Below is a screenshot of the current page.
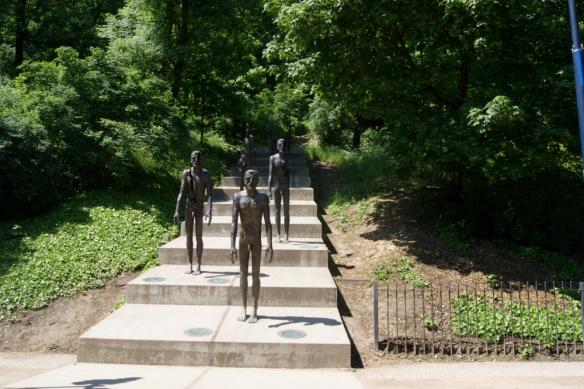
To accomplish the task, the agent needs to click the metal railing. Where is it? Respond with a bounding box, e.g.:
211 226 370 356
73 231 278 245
340 279 584 359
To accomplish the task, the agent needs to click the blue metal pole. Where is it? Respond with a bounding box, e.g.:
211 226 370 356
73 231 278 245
568 0 584 174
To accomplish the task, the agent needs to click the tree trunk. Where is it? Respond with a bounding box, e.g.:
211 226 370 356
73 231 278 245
172 0 189 98
15 0 26 67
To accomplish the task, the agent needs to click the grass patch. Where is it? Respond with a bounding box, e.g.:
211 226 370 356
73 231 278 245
305 143 352 165
0 188 177 320
374 256 428 288
451 295 582 347
327 195 380 232
307 142 393 231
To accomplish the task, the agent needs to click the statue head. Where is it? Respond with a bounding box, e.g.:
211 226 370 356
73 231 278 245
277 138 285 153
191 150 202 168
243 169 259 191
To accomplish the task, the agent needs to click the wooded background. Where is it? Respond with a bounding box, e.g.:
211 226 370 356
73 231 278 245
1 0 583 254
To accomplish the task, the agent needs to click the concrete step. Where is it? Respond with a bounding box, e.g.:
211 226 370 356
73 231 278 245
126 265 337 307
159 236 328 267
213 187 314 201
180 216 322 238
229 166 309 176
78 304 351 368
221 176 311 188
212 200 316 217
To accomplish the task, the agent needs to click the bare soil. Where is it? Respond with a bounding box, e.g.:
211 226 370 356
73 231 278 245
311 161 579 367
0 271 137 354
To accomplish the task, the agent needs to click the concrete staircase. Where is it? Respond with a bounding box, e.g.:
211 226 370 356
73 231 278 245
77 145 351 368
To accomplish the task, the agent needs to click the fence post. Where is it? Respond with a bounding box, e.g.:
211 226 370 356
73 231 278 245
580 282 584 348
373 281 379 349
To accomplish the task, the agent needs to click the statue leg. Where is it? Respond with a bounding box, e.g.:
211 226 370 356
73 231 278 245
184 209 194 274
237 241 250 321
193 212 203 275
247 240 262 324
239 172 244 191
274 188 282 242
283 187 290 242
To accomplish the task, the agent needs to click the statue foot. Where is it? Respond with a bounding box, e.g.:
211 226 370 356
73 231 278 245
184 267 193 274
276 233 281 242
237 313 247 322
192 265 201 275
283 234 289 243
247 315 258 324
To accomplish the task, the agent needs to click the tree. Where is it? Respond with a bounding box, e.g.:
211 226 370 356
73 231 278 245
266 0 584 251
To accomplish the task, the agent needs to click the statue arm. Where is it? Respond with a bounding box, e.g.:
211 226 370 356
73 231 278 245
174 172 187 223
231 194 239 249
206 175 213 210
263 196 272 246
263 195 273 262
268 155 274 192
205 175 213 224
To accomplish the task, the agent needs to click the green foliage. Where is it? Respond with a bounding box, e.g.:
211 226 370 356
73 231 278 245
113 296 126 311
435 221 470 252
327 195 380 233
266 0 584 255
0 78 62 215
519 344 535 360
451 296 583 347
305 143 351 165
485 274 500 290
422 314 438 331
249 83 311 140
516 246 584 280
304 94 354 146
374 256 428 288
0 189 176 320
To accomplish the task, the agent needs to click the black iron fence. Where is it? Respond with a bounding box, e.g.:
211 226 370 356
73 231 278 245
340 279 584 359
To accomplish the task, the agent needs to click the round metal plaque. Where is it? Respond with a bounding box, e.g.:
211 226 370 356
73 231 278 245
142 277 166 283
277 329 307 339
184 327 213 337
207 277 230 285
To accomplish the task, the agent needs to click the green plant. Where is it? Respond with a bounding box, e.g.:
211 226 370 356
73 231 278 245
374 256 428 288
422 314 438 331
435 221 470 251
519 344 535 360
485 274 500 289
0 189 175 319
517 247 584 280
374 263 392 282
112 296 125 311
451 296 583 347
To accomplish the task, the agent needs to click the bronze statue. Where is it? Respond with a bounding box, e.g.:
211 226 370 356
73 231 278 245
244 123 255 162
236 150 248 191
268 139 290 242
173 151 213 275
230 169 273 323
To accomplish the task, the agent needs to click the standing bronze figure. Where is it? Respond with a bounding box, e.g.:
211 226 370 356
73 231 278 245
268 138 289 242
244 123 255 162
230 169 273 323
173 151 213 275
236 150 248 191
